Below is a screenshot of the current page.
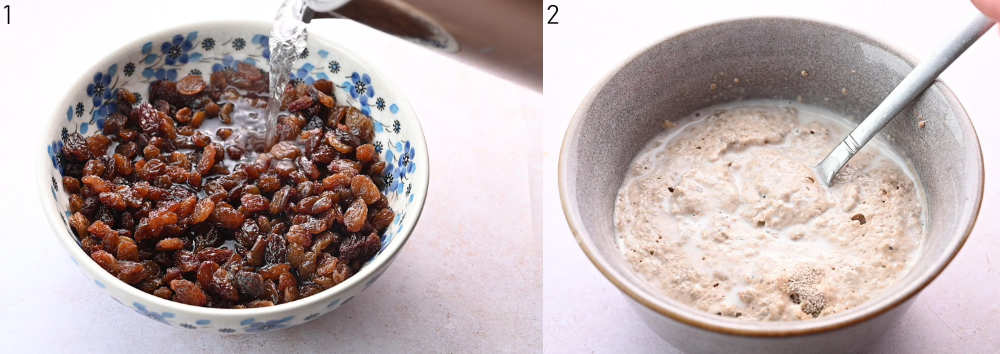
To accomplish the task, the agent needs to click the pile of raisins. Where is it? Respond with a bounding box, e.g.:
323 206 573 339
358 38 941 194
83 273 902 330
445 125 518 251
59 63 395 308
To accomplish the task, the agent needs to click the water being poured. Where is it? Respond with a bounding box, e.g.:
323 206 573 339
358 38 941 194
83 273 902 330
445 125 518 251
266 0 310 148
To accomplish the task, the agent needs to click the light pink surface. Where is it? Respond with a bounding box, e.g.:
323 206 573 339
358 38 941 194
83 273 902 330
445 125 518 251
543 1 1000 353
0 0 540 352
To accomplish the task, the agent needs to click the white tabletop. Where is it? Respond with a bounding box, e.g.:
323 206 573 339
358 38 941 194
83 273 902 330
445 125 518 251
0 1 540 352
543 1 1000 353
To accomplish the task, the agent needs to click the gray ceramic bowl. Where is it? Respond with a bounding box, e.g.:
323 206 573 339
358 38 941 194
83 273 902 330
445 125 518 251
558 18 983 353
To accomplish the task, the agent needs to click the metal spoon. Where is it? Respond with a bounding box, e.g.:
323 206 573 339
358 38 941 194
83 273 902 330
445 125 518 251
814 13 995 186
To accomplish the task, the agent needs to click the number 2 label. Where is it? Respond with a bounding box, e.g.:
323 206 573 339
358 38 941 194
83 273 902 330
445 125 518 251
547 5 559 24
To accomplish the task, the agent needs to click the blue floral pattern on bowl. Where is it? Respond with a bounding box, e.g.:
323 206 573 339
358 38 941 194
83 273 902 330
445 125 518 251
132 302 175 325
43 23 426 333
241 316 295 332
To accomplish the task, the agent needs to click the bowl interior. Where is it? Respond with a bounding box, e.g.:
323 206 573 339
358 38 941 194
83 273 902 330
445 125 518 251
560 18 982 334
41 21 428 330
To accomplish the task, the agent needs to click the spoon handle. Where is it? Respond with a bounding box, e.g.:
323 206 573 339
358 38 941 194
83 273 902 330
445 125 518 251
815 13 995 185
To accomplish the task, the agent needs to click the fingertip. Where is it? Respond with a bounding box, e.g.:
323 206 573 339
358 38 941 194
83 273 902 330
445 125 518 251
972 0 1000 20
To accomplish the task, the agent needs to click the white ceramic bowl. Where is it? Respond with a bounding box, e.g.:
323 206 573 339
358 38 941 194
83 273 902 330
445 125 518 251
39 21 428 333
559 18 982 353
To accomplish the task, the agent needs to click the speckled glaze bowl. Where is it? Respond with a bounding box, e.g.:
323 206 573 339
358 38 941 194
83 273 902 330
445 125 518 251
39 21 428 333
559 18 983 353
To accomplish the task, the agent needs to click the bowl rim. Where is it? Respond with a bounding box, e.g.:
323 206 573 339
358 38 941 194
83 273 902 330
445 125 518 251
37 19 430 319
557 16 984 337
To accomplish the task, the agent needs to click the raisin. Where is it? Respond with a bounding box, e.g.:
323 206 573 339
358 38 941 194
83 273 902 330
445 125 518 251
339 232 381 263
297 251 318 279
212 204 244 229
81 175 112 194
175 250 199 272
160 113 177 139
156 237 185 251
311 232 340 253
220 103 234 124
311 144 337 164
279 272 298 303
197 144 218 176
270 141 300 160
344 107 374 142
62 132 91 161
117 237 139 261
288 96 315 112
299 283 323 297
297 156 320 180
326 131 354 154
235 271 266 299
216 128 233 140
189 110 206 128
196 247 234 264
117 261 148 284
295 181 315 199
328 159 361 176
264 234 287 265
62 177 82 194
259 263 292 281
315 253 340 277
316 90 335 108
320 173 351 192
90 250 118 273
226 145 244 160
69 194 85 212
286 225 312 247
175 107 193 124
372 208 395 231
103 112 128 135
177 75 207 96
204 102 220 117
69 212 90 237
80 196 100 217
113 154 134 176
116 142 140 159
270 186 292 215
153 287 173 299
313 79 334 95
247 235 268 266
196 261 219 289
138 158 166 180
136 103 163 135
351 175 381 204
170 279 208 306
164 267 182 283
87 134 112 157
246 300 274 308
211 267 240 302
309 195 334 215
86 220 115 242
343 198 368 233
237 62 264 81
143 145 161 160
356 143 376 162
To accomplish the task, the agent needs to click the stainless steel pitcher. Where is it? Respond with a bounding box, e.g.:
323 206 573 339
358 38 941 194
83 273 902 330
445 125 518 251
305 0 542 90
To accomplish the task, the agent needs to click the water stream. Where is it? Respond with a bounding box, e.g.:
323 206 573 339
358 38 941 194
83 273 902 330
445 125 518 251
265 0 310 148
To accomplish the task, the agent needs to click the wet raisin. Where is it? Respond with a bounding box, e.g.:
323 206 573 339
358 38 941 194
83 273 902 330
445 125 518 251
177 75 207 96
170 279 208 306
343 198 368 233
155 237 185 251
